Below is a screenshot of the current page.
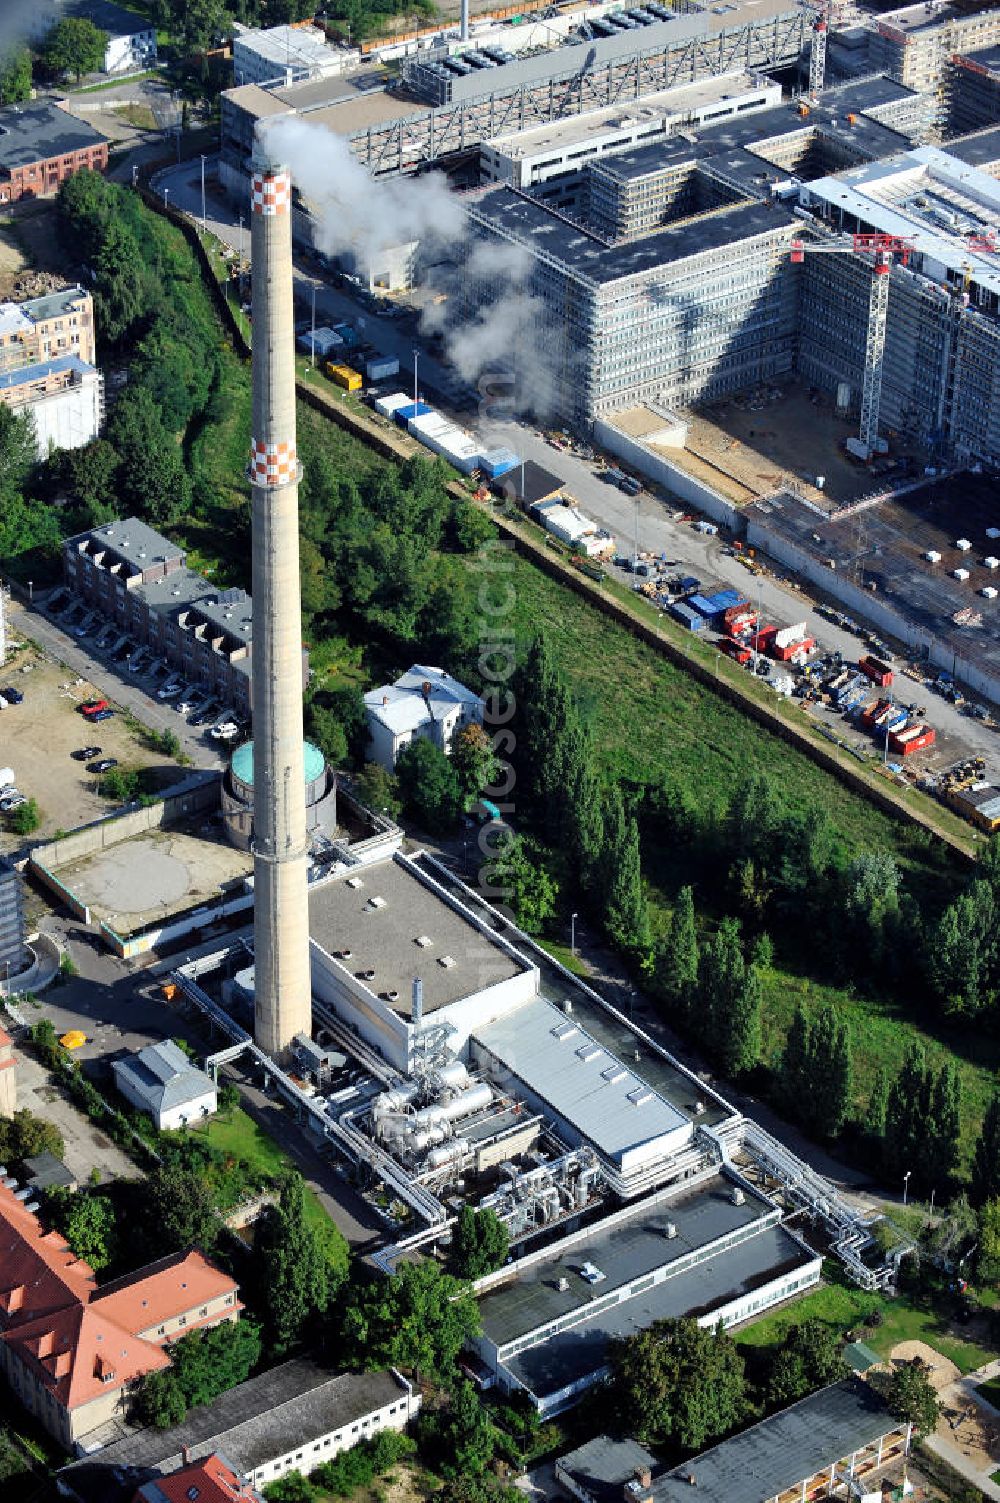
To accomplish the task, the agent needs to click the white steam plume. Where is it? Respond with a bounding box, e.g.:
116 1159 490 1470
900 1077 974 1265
0 0 58 55
260 116 561 419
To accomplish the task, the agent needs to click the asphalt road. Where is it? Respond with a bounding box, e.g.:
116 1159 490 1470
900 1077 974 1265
13 594 225 772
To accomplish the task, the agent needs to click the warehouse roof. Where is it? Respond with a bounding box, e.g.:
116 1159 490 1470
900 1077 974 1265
0 103 107 171
478 1174 774 1349
468 189 797 283
473 995 690 1165
557 1379 898 1503
59 1363 407 1502
506 1223 815 1402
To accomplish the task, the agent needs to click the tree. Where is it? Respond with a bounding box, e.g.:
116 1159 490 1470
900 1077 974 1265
0 1108 65 1166
882 1363 941 1439
450 723 500 806
264 1474 314 1503
603 805 650 956
94 220 147 345
218 1082 241 1114
778 1006 812 1111
352 762 402 820
45 1188 117 1272
450 1206 509 1280
972 1094 1000 1208
44 18 108 80
0 404 37 509
485 832 557 933
255 1173 337 1356
419 1381 499 1479
697 919 760 1076
608 1316 746 1452
651 886 699 1025
0 48 33 104
807 1004 853 1139
724 954 762 1080
9 798 41 836
765 1318 845 1408
977 1198 1000 1286
396 738 463 833
106 388 192 526
140 1164 221 1254
135 1369 187 1430
867 1066 890 1141
341 1260 480 1383
927 882 998 1019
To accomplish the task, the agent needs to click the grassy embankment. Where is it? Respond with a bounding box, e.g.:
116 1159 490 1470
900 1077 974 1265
139 199 994 1164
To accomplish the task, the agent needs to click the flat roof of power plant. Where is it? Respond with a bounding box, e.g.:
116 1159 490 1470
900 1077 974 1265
307 855 530 1016
478 1175 773 1349
468 189 797 282
504 1223 814 1402
485 72 772 157
472 995 690 1165
231 74 421 135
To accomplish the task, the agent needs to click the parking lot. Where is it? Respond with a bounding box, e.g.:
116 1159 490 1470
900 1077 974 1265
0 637 192 857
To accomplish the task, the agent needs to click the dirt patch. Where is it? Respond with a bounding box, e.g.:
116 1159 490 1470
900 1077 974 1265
890 1342 960 1391
0 224 27 298
938 1389 1000 1473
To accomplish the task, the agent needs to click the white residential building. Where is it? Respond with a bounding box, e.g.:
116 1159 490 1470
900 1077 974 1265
57 1 158 74
112 1039 217 1131
0 355 104 458
364 664 484 770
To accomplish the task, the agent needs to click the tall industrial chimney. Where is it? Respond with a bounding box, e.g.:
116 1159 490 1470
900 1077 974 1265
248 140 312 1057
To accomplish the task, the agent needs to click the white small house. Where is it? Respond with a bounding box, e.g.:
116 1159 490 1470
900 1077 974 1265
364 664 484 771
113 1039 217 1131
59 1 159 74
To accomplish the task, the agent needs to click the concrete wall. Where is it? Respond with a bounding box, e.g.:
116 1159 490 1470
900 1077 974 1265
30 772 220 872
747 516 1000 706
26 373 103 457
593 418 743 529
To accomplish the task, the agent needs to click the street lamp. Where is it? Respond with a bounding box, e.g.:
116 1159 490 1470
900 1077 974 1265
571 911 578 956
163 186 170 211
200 154 207 231
310 283 317 371
412 348 419 406
903 1170 912 1207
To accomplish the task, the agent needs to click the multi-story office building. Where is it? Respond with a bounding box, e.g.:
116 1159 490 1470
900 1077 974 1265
867 1 1000 124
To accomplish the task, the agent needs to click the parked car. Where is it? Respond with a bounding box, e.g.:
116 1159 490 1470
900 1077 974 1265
2 687 23 704
90 708 114 723
0 794 27 812
72 746 102 761
80 699 110 718
88 758 118 774
158 682 183 700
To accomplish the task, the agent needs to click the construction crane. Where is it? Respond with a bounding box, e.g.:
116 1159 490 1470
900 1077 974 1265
790 232 915 461
808 8 828 94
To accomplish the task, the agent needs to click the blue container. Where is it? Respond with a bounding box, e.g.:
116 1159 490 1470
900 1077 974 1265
708 589 744 613
669 601 705 631
333 323 359 348
687 593 720 618
482 448 520 479
394 401 431 427
679 576 701 594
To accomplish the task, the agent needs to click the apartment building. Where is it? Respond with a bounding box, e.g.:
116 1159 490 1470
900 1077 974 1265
0 287 96 374
0 1179 241 1447
0 356 104 456
62 519 309 717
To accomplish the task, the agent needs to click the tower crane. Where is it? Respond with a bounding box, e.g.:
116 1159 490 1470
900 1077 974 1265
808 7 828 95
790 232 914 461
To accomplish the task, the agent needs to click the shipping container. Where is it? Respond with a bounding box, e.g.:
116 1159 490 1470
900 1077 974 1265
749 625 777 652
858 654 894 687
326 363 363 391
679 576 701 593
333 323 359 348
687 593 720 618
669 601 705 631
719 638 751 664
722 601 753 627
365 355 400 382
394 401 432 427
890 724 935 756
772 636 815 662
710 589 745 614
374 391 411 418
481 447 521 479
297 326 343 358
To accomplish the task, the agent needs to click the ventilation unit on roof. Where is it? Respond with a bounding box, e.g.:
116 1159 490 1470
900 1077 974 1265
627 1087 653 1106
664 1221 677 1239
557 1276 570 1292
576 1044 602 1063
731 1186 746 1206
551 1022 578 1042
346 876 364 889
602 1065 627 1084
415 935 433 947
438 954 456 968
368 896 387 910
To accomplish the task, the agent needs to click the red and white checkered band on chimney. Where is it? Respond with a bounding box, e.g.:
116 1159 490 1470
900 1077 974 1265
251 168 291 216
249 437 297 486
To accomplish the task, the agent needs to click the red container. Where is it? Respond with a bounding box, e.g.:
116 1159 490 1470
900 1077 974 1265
859 655 894 687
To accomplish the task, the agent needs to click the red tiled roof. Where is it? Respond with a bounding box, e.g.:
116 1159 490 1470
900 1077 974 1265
0 1181 96 1329
132 1452 262 1503
3 1302 170 1409
95 1251 239 1336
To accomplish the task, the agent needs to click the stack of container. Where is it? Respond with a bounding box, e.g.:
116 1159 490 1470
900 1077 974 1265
480 448 521 479
374 391 411 419
670 601 706 632
394 400 433 427
297 327 344 358
365 355 400 382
